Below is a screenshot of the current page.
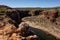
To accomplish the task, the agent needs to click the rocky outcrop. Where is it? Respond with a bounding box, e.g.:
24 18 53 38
56 17 60 25
41 10 48 17
47 9 57 23
17 22 38 40
6 9 21 28
41 9 59 23
0 16 38 40
6 9 31 28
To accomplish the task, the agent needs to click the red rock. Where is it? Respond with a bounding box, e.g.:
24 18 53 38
27 35 38 40
56 17 60 25
47 9 57 23
41 11 48 17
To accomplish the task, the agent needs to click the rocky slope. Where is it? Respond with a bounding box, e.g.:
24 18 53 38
0 15 38 40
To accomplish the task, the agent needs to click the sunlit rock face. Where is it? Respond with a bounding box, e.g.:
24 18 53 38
0 16 38 40
9 22 38 40
0 17 17 40
17 22 38 40
41 10 48 18
56 17 60 25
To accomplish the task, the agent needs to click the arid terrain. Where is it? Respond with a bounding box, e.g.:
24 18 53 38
0 5 60 40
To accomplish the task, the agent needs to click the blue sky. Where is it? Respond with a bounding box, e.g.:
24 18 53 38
0 0 60 8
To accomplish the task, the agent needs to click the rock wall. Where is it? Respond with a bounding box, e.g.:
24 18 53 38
0 17 38 40
5 8 60 27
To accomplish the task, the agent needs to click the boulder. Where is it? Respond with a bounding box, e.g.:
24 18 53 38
17 22 38 40
18 22 33 37
26 35 38 40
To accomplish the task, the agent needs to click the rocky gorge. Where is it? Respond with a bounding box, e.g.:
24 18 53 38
0 5 60 40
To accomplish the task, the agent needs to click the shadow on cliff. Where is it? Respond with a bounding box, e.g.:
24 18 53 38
30 27 60 40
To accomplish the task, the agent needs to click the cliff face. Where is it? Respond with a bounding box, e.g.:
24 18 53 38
6 9 60 27
0 5 60 28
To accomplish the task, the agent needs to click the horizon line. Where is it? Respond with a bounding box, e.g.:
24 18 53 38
0 5 60 8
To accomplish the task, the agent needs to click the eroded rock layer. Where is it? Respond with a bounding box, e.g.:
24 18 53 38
0 16 38 40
